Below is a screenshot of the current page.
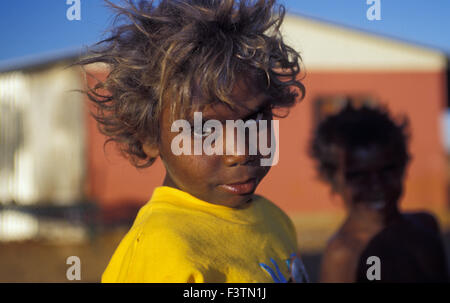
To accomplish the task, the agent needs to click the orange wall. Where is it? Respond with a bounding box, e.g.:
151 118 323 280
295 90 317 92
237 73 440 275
85 70 448 216
84 71 164 208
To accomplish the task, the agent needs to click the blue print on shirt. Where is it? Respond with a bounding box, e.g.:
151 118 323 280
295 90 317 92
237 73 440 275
259 253 309 283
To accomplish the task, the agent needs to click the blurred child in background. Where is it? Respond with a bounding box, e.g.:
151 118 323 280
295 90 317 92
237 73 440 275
310 102 448 282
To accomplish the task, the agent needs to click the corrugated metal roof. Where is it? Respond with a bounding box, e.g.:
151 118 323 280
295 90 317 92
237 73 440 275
0 48 85 73
282 14 447 71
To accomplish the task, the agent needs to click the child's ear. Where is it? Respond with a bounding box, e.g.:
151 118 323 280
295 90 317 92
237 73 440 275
142 142 160 159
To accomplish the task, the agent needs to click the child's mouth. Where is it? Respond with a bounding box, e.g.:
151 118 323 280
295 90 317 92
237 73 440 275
218 178 257 195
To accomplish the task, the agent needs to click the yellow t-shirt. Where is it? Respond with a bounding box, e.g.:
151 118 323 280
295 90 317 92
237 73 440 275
102 186 298 283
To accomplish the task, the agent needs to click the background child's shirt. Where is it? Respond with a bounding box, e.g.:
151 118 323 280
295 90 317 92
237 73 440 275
355 214 449 282
102 186 298 282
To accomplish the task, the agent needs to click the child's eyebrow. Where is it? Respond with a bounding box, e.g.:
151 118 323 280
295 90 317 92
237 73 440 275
185 97 273 125
204 97 273 123
239 97 273 121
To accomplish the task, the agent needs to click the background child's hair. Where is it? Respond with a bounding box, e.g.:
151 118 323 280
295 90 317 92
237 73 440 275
309 101 410 188
78 0 305 168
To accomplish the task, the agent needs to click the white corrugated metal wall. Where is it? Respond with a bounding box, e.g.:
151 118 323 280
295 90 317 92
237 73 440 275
0 64 86 241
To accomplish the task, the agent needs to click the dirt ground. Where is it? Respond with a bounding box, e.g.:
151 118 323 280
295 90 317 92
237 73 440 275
0 227 449 282
0 227 126 282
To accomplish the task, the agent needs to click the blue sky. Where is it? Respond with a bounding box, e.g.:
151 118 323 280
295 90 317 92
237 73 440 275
0 0 449 65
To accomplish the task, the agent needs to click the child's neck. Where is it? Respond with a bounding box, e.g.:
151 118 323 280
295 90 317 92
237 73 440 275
162 174 178 189
346 204 402 233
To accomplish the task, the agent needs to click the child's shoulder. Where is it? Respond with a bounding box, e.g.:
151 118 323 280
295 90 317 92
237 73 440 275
324 231 362 260
136 199 190 225
253 194 296 224
124 199 189 241
403 211 441 235
319 232 363 282
253 194 286 212
361 211 442 251
360 212 445 264
131 193 296 237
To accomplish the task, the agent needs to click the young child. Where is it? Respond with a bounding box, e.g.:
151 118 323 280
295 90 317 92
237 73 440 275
310 102 449 282
80 0 308 282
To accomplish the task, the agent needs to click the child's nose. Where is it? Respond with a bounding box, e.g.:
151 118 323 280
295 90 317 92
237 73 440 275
367 172 384 191
222 152 258 167
220 124 259 166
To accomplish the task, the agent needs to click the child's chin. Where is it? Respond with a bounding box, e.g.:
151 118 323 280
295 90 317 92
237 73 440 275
222 194 255 209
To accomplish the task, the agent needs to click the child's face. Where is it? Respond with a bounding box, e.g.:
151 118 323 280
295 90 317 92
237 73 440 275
333 144 405 214
156 79 274 208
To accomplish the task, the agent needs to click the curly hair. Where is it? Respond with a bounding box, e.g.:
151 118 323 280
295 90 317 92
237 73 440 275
310 101 410 189
78 0 305 168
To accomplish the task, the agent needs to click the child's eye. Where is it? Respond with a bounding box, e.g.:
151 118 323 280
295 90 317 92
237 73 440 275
246 111 266 123
254 112 264 123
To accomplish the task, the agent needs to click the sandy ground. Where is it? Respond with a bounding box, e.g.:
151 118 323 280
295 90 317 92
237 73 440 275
0 227 449 283
0 227 126 282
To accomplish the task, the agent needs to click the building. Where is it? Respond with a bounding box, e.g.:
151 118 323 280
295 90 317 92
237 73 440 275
1 14 448 250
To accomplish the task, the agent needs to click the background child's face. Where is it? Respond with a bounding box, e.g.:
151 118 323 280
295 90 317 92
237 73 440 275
157 79 274 208
333 144 405 214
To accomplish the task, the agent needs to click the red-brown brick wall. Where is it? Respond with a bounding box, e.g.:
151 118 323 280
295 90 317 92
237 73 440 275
85 70 448 216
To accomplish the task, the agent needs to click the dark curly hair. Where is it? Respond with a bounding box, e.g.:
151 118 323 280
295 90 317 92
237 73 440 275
310 101 410 189
78 0 305 168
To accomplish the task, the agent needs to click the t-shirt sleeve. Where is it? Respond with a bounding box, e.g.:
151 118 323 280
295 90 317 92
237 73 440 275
102 226 205 283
